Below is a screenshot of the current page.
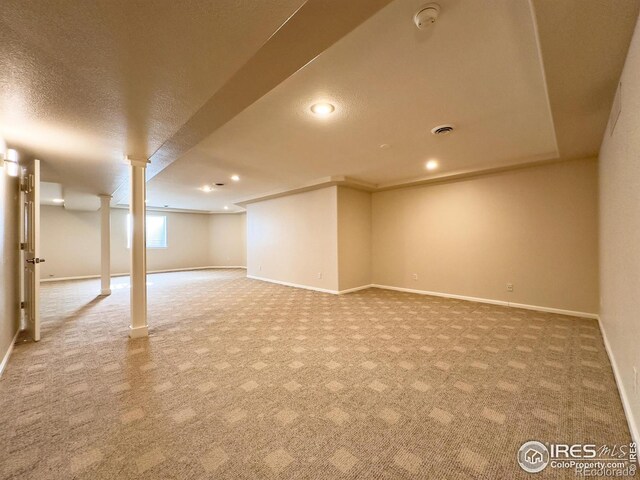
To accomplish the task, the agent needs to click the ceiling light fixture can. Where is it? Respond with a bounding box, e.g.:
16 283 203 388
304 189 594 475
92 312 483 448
4 161 19 177
426 159 439 170
231 175 240 181
6 149 18 162
310 103 335 116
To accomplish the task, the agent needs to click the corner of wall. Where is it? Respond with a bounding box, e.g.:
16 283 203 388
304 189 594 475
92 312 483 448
245 187 339 291
337 187 372 291
0 169 21 374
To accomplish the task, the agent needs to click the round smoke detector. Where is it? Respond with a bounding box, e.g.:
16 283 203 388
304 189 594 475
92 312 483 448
414 3 440 30
431 124 455 135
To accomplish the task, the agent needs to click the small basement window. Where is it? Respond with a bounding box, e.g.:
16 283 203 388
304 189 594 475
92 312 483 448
127 214 167 249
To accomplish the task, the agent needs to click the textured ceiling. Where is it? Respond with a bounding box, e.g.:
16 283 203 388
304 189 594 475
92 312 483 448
149 0 559 211
0 0 306 195
532 0 640 160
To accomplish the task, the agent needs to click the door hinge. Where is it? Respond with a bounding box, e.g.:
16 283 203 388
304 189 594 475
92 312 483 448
20 184 28 192
20 301 25 309
19 242 26 250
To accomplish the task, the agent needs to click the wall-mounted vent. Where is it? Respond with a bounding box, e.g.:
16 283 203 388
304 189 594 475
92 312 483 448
215 183 225 186
431 124 454 135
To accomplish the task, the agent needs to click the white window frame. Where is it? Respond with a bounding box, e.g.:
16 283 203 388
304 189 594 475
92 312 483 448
127 214 168 249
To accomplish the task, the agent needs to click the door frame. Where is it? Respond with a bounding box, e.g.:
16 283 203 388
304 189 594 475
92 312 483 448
20 159 41 341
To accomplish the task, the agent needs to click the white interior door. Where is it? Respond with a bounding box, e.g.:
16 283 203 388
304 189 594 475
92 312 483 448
22 159 42 342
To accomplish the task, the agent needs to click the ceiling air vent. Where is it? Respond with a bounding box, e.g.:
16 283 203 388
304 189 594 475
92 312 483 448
215 183 225 186
431 124 454 135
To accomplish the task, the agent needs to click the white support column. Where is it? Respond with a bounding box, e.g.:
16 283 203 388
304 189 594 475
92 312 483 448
127 156 150 338
99 194 112 296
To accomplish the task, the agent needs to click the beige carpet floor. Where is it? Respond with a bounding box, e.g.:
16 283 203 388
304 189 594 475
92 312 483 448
0 269 632 479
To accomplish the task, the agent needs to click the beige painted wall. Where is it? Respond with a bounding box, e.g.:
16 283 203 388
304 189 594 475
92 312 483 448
246 186 339 291
372 158 599 314
209 213 246 266
337 187 371 291
41 206 101 278
129 209 210 273
0 168 20 369
599 12 640 442
41 207 246 279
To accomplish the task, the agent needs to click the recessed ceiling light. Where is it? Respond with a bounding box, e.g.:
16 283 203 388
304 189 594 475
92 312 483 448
201 185 213 192
6 149 18 162
231 175 240 182
52 198 64 204
223 206 229 210
3 149 19 176
310 103 335 117
426 159 439 171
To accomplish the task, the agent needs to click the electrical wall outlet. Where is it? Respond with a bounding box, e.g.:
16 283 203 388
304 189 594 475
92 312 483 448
507 283 514 292
412 273 418 281
317 272 322 280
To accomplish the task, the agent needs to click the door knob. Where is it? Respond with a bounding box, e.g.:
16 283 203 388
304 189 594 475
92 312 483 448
26 258 45 264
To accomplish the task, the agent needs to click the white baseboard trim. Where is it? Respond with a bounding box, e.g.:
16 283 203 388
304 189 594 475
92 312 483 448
211 266 246 269
507 301 598 319
338 284 373 294
0 330 19 379
147 266 247 275
245 278 598 318
247 275 373 296
372 284 507 307
41 273 103 282
370 284 598 319
247 275 340 294
597 316 639 448
41 266 247 282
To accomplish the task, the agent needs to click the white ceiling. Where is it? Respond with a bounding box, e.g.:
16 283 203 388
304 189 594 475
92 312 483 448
0 0 306 195
2 0 638 212
148 0 558 211
532 0 640 160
